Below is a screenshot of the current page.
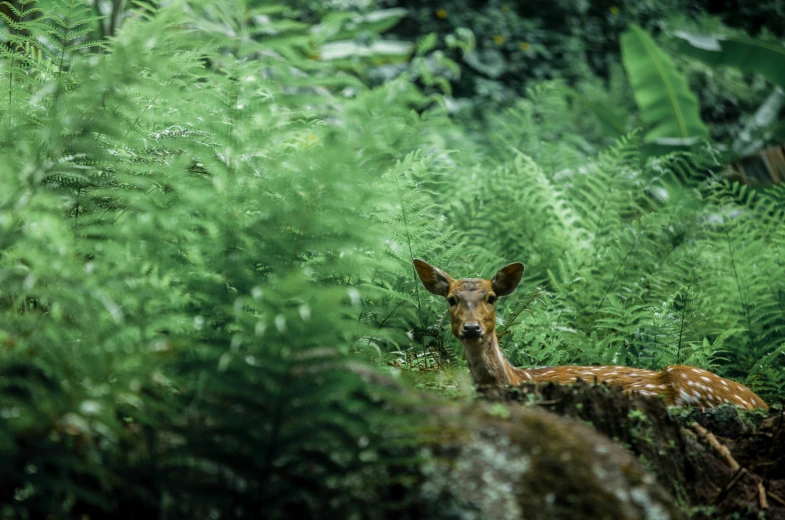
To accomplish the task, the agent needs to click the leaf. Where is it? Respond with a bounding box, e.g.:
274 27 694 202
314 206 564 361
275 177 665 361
325 8 407 41
417 32 438 56
462 48 506 78
350 8 407 35
319 40 414 61
621 25 708 145
675 32 785 89
732 88 785 155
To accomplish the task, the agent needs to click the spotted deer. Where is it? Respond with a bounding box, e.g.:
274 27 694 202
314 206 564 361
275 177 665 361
413 259 768 410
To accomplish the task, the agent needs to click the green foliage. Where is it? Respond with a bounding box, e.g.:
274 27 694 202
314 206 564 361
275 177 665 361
410 92 785 401
397 0 701 102
621 25 708 149
576 23 783 159
675 31 785 89
1 0 784 517
0 0 430 516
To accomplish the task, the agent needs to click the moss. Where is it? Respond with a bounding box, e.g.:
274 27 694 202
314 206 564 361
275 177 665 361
416 403 681 519
418 433 531 519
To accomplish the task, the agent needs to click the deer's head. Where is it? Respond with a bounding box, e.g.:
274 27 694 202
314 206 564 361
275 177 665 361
413 259 524 343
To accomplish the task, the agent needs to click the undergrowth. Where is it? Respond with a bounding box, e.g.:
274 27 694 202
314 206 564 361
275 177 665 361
0 0 783 517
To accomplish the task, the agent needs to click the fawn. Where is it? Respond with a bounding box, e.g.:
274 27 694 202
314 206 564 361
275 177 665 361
413 259 768 410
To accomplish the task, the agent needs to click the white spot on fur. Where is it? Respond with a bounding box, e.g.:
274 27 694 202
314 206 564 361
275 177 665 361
679 389 699 404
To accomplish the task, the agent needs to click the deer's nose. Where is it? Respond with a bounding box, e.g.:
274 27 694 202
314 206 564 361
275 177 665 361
462 322 482 338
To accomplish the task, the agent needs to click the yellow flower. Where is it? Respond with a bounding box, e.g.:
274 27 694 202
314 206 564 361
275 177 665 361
519 41 530 51
303 133 321 149
436 8 447 19
493 35 505 45
609 6 620 15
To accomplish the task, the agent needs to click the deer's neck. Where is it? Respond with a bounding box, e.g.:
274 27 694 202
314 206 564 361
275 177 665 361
460 333 526 386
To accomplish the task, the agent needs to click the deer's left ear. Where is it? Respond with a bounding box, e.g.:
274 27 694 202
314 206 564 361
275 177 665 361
491 263 524 296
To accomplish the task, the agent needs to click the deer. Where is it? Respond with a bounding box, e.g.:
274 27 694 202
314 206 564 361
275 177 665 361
413 258 768 410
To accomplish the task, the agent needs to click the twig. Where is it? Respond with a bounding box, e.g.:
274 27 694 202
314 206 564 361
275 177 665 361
758 482 768 510
690 422 774 510
767 490 785 507
534 398 564 406
690 422 740 471
713 467 746 505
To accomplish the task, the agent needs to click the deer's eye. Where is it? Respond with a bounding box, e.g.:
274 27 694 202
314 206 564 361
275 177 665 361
447 296 457 306
487 295 497 305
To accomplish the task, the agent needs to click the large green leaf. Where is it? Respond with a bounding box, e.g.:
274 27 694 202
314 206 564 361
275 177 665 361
621 25 708 146
674 32 785 90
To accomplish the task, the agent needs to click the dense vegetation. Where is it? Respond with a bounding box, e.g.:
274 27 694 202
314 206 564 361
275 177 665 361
1 0 783 517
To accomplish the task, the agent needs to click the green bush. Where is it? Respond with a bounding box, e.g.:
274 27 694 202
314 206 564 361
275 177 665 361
391 1 781 151
1 1 783 517
0 0 435 516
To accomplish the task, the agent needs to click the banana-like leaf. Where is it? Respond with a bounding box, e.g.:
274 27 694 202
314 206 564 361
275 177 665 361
621 25 708 145
675 32 785 89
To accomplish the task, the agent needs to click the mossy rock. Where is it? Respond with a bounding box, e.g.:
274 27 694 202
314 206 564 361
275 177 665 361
478 381 785 519
410 402 681 519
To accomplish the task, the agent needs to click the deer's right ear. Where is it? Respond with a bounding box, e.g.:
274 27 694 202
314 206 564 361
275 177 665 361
413 259 454 297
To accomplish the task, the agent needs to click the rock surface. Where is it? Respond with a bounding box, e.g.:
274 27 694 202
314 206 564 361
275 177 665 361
411 401 682 519
479 381 785 519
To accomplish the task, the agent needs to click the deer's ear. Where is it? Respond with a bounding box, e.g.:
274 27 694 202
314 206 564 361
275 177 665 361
413 259 454 297
491 263 524 296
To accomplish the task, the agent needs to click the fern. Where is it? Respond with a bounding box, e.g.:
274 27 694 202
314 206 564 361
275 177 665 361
414 98 784 402
44 0 104 73
2 1 785 516
0 0 427 516
368 149 464 365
